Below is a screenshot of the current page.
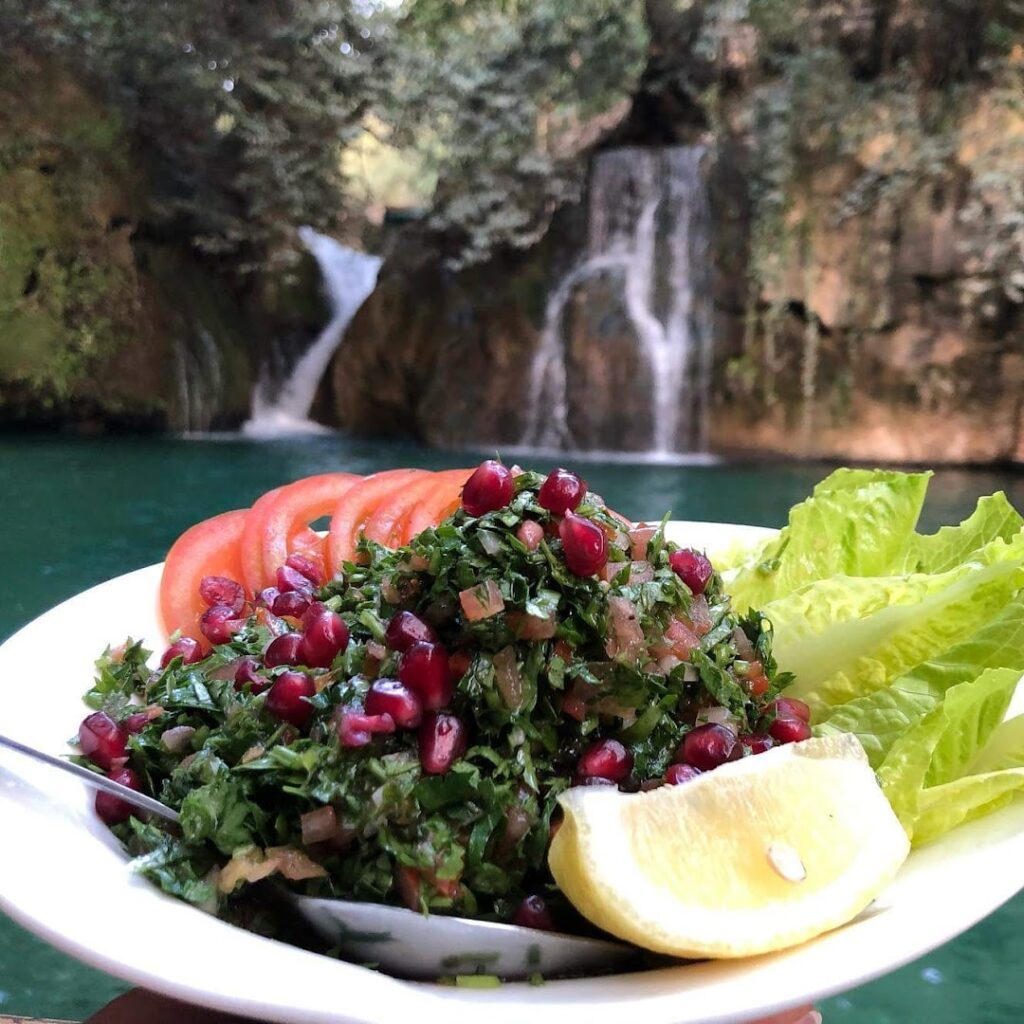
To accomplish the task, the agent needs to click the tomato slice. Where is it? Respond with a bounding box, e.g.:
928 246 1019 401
239 486 285 595
159 509 249 648
327 469 429 570
403 471 473 543
363 469 470 547
256 473 362 587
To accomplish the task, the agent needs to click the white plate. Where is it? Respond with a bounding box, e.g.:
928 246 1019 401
1 521 1023 1024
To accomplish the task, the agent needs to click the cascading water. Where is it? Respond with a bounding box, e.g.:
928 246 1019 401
521 145 713 455
243 227 382 437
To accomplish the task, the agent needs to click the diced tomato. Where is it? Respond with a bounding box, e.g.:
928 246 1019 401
651 616 701 660
159 509 249 649
403 470 474 544
459 580 505 621
365 469 472 547
245 473 360 590
327 469 429 570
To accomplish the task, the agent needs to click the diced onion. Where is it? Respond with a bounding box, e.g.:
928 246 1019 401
160 725 196 753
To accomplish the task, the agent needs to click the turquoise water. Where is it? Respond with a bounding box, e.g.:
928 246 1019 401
1 433 1023 1021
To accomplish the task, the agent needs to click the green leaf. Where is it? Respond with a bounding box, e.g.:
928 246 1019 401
905 493 1024 574
770 532 1024 716
878 667 1021 839
726 469 931 611
909 767 1024 846
816 600 1024 765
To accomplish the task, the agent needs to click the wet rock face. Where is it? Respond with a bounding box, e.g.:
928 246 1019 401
332 2 1024 465
0 52 261 431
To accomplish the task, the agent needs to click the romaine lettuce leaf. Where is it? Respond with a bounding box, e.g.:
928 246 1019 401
905 492 1023 574
815 600 1024 765
910 768 1024 846
877 667 1021 841
769 532 1024 715
725 469 931 612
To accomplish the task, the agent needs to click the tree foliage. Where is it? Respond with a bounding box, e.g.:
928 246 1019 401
1 0 646 273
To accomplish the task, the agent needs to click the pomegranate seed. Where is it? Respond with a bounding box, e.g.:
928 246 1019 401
741 733 775 754
124 712 152 735
575 775 617 787
276 564 314 595
159 637 203 668
265 670 316 727
285 552 324 587
264 632 304 668
271 590 311 619
365 679 423 729
385 610 438 652
338 710 396 747
679 723 739 770
516 520 545 551
559 512 608 577
79 712 128 771
773 697 811 723
665 763 702 785
95 767 142 826
770 716 812 744
198 576 245 614
538 468 587 516
419 712 467 774
301 607 350 668
399 642 453 710
461 460 514 517
234 656 268 693
512 894 556 931
576 738 632 783
257 586 281 607
199 605 241 646
448 650 472 681
669 549 714 595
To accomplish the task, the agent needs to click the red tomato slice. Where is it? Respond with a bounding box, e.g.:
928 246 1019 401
159 509 249 649
403 472 473 543
258 473 362 587
327 469 429 570
239 486 285 595
363 469 470 547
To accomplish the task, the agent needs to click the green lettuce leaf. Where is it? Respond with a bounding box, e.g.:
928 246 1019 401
905 492 1024 574
727 469 931 612
815 600 1024 765
877 667 1021 841
906 768 1024 846
966 713 1024 775
770 532 1024 716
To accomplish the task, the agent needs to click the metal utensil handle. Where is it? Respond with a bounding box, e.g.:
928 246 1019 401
0 732 179 823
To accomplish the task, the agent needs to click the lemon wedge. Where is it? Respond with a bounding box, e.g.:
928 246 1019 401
549 734 909 958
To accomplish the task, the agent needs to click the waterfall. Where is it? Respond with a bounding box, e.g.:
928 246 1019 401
521 145 713 454
243 227 382 437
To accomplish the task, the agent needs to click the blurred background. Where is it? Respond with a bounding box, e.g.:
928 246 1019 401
1 0 1024 1021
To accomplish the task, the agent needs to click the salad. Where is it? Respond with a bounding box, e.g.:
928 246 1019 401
76 462 796 928
72 461 1024 956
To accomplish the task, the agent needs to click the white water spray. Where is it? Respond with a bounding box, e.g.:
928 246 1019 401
521 145 712 454
243 227 382 437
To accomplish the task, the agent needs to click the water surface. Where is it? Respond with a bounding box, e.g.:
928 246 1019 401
1 433 1022 1020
